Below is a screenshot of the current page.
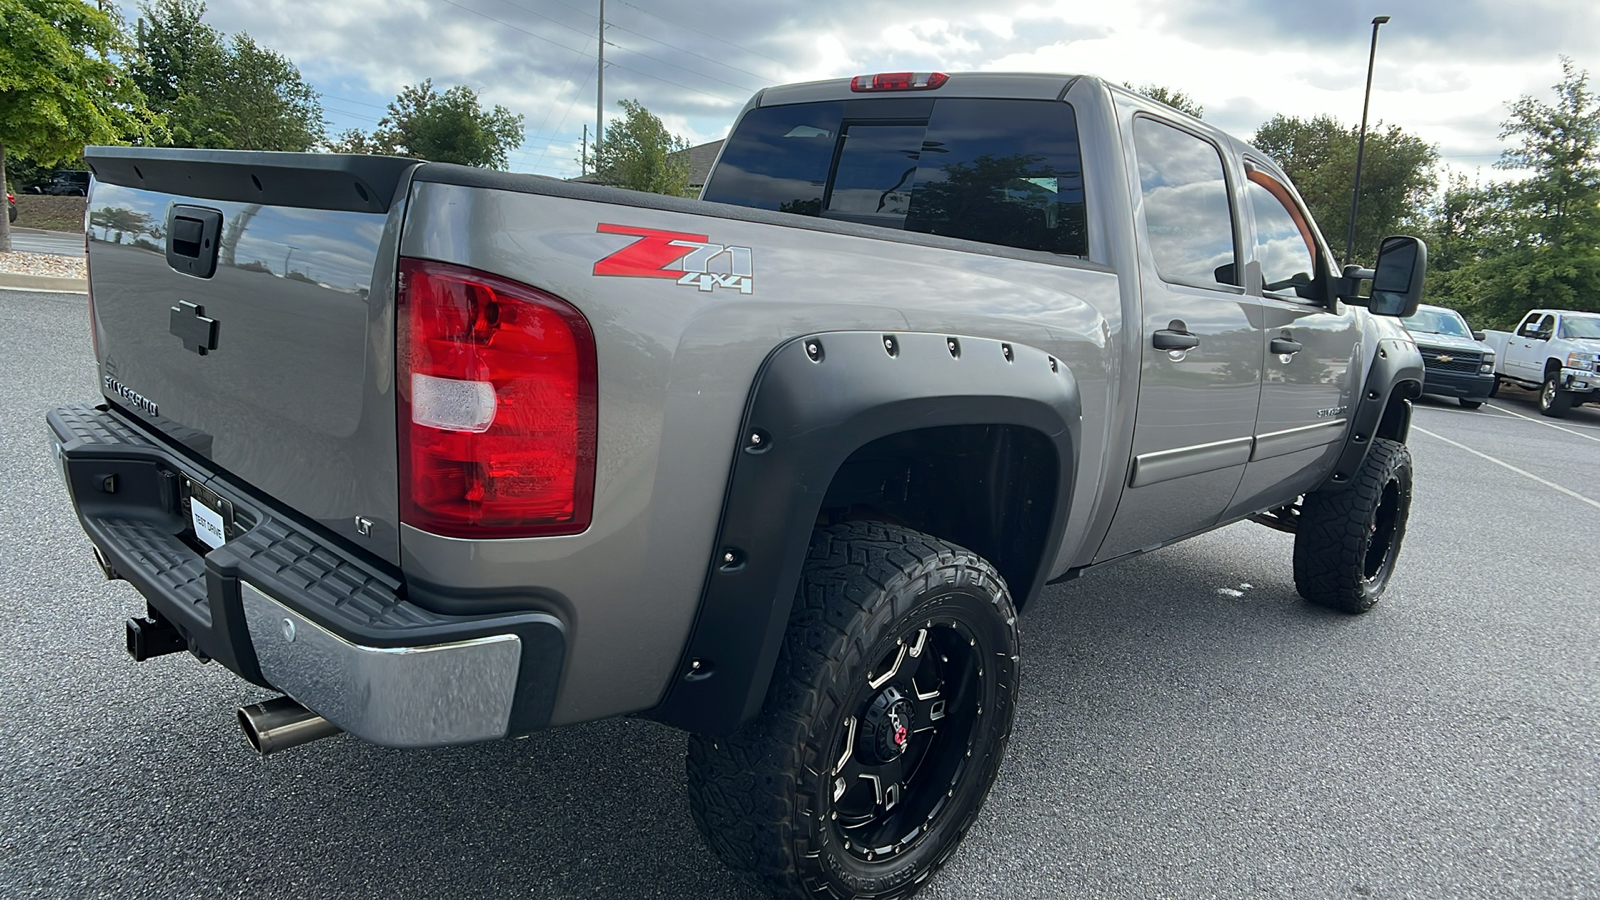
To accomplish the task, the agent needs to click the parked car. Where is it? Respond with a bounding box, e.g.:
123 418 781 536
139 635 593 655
1399 303 1496 408
30 171 90 196
1482 309 1600 417
54 73 1429 899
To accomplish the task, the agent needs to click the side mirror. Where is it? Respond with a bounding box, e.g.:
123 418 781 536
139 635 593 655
1367 236 1427 317
1472 330 1486 342
1338 235 1428 317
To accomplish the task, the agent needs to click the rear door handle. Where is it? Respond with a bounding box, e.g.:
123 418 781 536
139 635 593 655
1153 329 1200 351
1270 337 1303 355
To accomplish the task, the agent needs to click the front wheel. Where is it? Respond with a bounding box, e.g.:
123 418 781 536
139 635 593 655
686 523 1019 899
1293 438 1413 613
1459 399 1483 409
1540 372 1574 418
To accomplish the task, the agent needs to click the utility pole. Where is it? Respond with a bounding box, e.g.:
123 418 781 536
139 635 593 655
596 0 605 152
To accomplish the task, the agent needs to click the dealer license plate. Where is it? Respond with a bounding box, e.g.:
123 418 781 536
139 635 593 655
186 479 233 550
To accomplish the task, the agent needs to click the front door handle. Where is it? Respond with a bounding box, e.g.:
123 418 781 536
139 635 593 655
1270 337 1303 355
1153 329 1200 351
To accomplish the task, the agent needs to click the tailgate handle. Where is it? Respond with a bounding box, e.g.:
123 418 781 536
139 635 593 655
164 205 223 278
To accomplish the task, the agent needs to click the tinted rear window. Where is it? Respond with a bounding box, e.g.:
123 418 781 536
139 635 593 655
703 98 1088 256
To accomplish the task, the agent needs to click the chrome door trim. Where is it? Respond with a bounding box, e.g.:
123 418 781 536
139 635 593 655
1250 418 1346 462
1129 435 1253 488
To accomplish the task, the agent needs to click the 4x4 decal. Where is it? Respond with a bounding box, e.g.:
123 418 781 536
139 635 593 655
593 223 753 294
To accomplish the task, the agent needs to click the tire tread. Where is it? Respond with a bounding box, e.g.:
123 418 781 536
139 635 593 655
686 522 1017 899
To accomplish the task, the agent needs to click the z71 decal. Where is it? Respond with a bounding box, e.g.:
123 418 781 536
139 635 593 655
593 223 754 294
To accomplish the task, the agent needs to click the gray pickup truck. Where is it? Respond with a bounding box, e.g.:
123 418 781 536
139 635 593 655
53 72 1427 899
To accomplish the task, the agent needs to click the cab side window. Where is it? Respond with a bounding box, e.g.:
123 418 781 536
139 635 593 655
1516 313 1544 338
1245 172 1317 300
1132 117 1239 287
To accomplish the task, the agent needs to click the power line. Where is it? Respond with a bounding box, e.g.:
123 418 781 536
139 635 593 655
533 65 597 175
614 0 791 72
425 0 746 104
489 0 770 92
488 0 761 95
605 19 777 86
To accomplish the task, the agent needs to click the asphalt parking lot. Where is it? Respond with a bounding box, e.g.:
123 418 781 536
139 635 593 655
2 286 1596 898
4 229 86 258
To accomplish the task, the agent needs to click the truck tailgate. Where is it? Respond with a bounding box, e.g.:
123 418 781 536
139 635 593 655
83 148 419 565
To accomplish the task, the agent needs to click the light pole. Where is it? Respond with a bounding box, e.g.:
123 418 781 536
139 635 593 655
1345 14 1390 266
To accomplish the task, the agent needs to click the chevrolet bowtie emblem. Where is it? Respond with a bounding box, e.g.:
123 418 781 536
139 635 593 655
170 300 220 356
1436 354 1453 363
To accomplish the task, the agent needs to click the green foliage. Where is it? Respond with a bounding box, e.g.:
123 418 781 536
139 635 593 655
0 0 158 164
1 153 56 192
133 0 324 152
1122 82 1204 118
590 99 693 197
0 0 159 247
1252 114 1437 265
1497 57 1600 253
338 80 523 169
1422 58 1600 328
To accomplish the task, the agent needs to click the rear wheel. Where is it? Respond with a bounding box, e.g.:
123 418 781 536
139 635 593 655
1293 438 1413 613
1540 371 1574 418
1459 399 1483 409
686 522 1019 899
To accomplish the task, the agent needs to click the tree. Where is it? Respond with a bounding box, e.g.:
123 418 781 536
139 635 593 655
1428 59 1600 327
325 128 379 155
0 0 159 250
1498 57 1600 252
343 80 523 168
589 99 693 197
133 0 324 151
1123 82 1204 118
1251 114 1437 264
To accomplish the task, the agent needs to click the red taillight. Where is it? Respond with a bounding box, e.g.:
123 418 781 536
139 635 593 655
397 258 597 538
849 72 949 92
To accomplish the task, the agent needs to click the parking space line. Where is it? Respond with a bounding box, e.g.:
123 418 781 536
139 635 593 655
1412 426 1600 511
1484 402 1600 440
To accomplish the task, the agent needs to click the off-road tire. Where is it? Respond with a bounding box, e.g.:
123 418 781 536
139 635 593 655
1293 438 1413 613
1539 371 1574 418
685 522 1019 899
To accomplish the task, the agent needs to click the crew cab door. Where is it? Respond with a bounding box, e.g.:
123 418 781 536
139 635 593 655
1095 115 1262 561
1227 163 1362 513
1507 312 1553 379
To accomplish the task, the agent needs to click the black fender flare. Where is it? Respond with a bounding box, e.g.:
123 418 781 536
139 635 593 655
649 331 1081 734
1319 336 1423 491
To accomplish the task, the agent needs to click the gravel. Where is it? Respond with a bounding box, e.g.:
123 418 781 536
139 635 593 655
0 250 86 279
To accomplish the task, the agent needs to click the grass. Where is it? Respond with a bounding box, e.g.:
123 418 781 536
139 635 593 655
12 195 87 233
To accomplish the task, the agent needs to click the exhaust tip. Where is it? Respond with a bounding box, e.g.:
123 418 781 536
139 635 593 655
237 696 341 757
92 546 118 580
237 706 265 754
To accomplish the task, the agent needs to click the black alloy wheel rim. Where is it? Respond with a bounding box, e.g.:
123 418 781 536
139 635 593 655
1363 476 1403 584
825 613 986 863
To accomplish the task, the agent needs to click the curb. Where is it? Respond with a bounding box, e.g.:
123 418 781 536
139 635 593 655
0 272 87 293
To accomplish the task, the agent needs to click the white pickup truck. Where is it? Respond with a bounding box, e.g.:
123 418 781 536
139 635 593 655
1482 309 1600 416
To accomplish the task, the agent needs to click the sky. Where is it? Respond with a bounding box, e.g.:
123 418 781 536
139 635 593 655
107 0 1600 184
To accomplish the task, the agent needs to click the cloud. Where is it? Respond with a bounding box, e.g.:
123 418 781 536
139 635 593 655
108 0 1596 183
1167 0 1599 61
